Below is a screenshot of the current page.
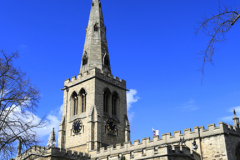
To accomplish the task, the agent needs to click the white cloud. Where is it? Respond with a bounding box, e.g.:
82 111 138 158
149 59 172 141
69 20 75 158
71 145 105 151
227 106 240 113
35 113 61 138
128 112 135 123
177 99 198 111
219 116 232 122
35 105 62 140
127 89 140 111
5 104 62 146
219 106 240 123
127 89 139 123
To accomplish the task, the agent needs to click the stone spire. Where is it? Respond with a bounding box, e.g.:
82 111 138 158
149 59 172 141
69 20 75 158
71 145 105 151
80 0 111 74
233 109 239 129
47 128 56 148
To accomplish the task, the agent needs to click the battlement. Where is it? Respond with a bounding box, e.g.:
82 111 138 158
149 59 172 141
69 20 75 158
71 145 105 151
15 145 90 160
89 121 238 159
64 68 126 89
90 144 200 160
156 122 240 143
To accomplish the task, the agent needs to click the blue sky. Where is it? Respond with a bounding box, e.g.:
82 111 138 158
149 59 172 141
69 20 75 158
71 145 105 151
1 0 240 149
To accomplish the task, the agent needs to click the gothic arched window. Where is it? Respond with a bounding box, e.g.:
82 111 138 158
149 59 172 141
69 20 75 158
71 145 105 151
112 91 118 116
80 89 86 113
72 92 78 115
82 51 88 65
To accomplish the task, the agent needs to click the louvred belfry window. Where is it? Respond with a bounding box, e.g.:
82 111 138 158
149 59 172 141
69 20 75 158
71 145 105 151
82 94 86 112
72 92 78 116
82 52 88 65
80 89 87 112
112 96 116 116
104 92 108 113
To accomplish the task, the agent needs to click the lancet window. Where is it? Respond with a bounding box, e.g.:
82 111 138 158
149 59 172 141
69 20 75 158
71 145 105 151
80 89 86 113
103 88 111 113
72 92 78 115
112 92 118 116
104 92 108 113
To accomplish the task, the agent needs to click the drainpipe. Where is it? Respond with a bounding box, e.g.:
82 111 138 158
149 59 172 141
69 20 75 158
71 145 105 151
198 127 203 160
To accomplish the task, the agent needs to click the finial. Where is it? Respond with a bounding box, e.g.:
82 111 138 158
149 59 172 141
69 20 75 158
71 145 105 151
233 109 239 129
234 109 236 116
47 128 56 148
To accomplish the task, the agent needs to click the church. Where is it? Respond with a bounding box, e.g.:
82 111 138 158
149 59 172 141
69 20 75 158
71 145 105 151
13 0 240 159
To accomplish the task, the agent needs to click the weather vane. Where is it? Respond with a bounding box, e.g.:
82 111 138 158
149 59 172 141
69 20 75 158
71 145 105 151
234 109 236 116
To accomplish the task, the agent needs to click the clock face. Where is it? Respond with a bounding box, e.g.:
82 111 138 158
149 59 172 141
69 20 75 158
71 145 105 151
106 118 117 134
72 119 83 133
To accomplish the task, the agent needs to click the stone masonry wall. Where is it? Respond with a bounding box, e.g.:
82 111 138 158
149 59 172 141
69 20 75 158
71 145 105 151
59 68 127 153
14 145 90 160
90 121 240 160
95 76 127 147
224 131 240 160
90 144 200 160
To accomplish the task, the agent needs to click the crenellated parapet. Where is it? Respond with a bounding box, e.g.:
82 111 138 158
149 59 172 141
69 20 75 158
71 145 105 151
64 68 126 89
89 121 239 160
14 145 90 160
90 143 200 160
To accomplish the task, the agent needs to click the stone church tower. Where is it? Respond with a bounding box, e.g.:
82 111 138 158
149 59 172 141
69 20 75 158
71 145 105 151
13 1 240 160
58 0 130 153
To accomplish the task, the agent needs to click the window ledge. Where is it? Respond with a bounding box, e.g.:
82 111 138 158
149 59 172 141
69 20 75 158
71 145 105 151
69 112 87 123
103 112 110 119
112 115 120 123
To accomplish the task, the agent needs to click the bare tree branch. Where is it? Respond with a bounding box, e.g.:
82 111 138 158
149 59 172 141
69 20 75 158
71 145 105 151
0 50 46 159
195 2 240 82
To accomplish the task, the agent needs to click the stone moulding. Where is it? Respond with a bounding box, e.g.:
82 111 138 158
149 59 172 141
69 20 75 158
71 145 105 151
63 68 128 91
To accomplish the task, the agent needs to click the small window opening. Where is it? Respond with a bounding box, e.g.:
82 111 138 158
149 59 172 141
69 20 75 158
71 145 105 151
80 89 87 112
92 2 94 6
83 52 88 65
74 96 78 115
94 23 98 32
82 94 86 112
104 54 109 66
